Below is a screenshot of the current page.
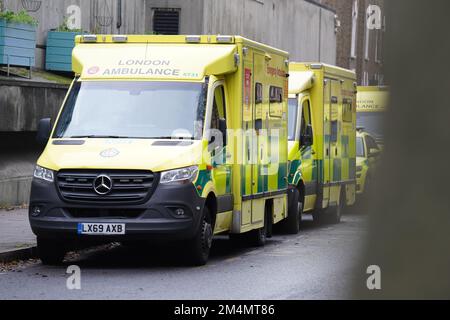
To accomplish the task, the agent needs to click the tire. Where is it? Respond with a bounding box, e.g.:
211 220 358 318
312 209 326 225
279 188 300 234
37 237 66 266
246 203 272 247
247 219 267 247
298 201 304 227
328 189 345 224
185 207 214 266
230 204 271 247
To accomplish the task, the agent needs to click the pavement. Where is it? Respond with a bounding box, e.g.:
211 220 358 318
0 212 368 300
0 209 37 262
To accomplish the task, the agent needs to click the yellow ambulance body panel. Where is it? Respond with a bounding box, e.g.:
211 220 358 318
30 35 291 265
287 63 357 223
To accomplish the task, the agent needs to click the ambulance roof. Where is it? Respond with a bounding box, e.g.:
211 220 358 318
73 35 288 81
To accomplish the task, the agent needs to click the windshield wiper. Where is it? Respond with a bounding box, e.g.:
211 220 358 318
68 135 195 140
69 135 131 139
147 136 195 140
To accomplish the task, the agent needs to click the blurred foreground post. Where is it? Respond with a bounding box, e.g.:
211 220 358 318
354 0 450 299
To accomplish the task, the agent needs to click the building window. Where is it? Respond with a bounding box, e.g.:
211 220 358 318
363 71 369 86
152 8 180 35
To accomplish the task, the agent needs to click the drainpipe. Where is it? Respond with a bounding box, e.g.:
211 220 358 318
116 0 122 29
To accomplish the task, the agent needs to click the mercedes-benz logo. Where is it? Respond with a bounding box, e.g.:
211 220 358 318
93 175 113 195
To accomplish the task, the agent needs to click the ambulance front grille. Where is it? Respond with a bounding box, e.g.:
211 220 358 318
56 170 157 204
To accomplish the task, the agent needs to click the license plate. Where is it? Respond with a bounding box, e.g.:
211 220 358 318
77 223 125 235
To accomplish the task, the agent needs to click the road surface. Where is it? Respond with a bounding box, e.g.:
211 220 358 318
0 212 367 300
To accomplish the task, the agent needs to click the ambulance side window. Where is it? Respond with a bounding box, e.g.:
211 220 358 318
300 99 313 146
255 83 263 104
209 85 227 150
342 99 353 122
269 86 283 118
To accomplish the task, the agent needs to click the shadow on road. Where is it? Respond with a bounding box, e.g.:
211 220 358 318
59 208 366 270
63 236 282 269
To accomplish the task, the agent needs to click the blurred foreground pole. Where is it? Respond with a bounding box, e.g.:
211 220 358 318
353 0 450 299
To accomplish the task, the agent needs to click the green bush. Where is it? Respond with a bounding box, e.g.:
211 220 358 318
0 10 38 26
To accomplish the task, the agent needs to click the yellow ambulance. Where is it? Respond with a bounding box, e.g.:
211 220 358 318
356 86 389 145
356 129 381 196
29 35 294 266
285 63 357 229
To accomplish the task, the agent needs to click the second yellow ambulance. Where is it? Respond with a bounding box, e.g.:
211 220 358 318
284 63 357 230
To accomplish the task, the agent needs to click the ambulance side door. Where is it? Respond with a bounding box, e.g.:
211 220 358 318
207 80 233 212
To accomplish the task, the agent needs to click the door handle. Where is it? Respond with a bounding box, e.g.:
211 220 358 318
311 149 316 155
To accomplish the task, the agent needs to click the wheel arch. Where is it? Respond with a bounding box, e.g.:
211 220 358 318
204 192 218 227
297 179 306 205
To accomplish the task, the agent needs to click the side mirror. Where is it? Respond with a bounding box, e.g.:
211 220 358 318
300 124 314 147
368 148 381 158
218 118 227 146
36 118 52 146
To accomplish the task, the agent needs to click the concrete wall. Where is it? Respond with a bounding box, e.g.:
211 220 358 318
146 0 337 64
202 0 336 64
0 80 68 206
0 132 40 206
0 79 69 131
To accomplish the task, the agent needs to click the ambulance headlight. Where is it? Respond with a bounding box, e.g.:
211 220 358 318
33 165 54 182
160 166 199 184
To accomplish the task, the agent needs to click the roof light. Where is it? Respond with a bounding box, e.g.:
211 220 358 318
310 63 323 69
82 35 97 43
112 35 128 42
186 35 201 43
216 35 233 43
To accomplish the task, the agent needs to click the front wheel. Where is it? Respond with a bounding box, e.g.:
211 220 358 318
185 207 214 266
37 237 66 266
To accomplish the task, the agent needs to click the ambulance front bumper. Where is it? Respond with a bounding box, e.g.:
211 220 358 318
28 178 205 242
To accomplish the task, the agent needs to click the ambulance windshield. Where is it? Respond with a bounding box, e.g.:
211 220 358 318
53 81 207 140
357 112 384 142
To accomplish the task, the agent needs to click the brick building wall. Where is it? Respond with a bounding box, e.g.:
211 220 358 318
315 0 386 85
